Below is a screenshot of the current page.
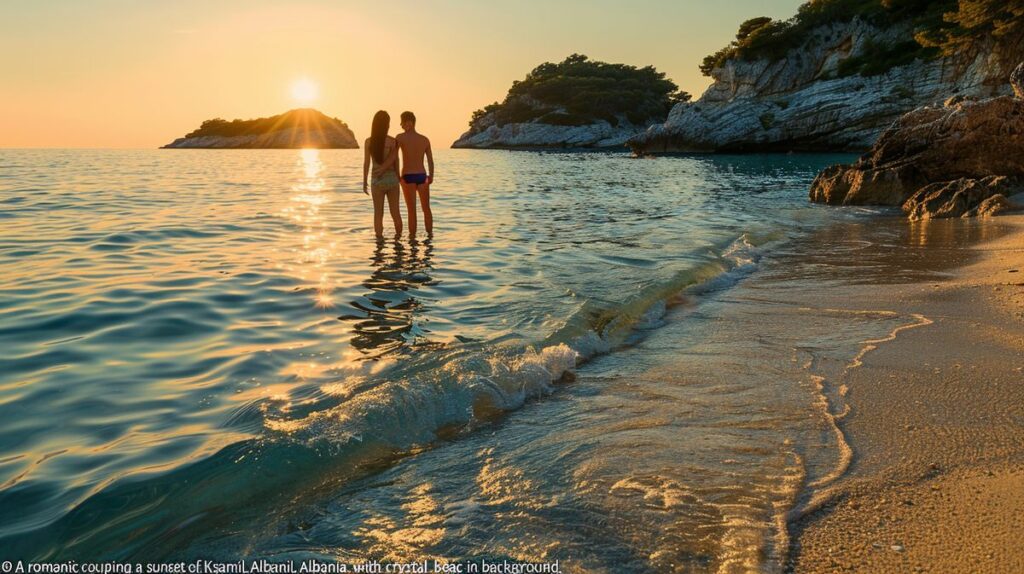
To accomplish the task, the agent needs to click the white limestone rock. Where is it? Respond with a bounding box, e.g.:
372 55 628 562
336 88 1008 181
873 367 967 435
629 18 1019 154
451 119 643 149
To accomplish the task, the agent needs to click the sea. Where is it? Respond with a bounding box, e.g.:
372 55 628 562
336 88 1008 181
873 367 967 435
0 148 983 572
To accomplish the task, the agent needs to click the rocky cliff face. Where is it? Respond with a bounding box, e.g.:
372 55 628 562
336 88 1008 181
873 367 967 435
163 125 358 149
629 18 1021 154
451 117 644 149
808 64 1024 220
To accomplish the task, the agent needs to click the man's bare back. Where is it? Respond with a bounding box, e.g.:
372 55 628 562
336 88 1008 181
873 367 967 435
396 131 431 178
395 111 434 236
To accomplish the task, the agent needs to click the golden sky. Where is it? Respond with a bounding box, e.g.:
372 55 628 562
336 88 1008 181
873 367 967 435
0 0 804 148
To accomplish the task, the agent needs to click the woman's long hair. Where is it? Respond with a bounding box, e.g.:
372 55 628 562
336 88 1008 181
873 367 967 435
369 110 390 164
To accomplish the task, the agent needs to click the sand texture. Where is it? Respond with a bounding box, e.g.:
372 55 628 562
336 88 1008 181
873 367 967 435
789 215 1024 573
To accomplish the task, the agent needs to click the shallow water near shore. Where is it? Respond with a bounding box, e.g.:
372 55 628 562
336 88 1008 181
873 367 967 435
2 148 998 570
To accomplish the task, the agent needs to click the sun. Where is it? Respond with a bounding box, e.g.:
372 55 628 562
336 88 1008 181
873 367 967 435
290 78 319 105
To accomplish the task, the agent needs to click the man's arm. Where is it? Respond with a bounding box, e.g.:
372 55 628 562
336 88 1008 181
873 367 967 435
425 138 434 184
394 134 404 178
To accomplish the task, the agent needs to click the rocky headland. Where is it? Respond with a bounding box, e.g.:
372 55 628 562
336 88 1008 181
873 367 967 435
452 119 649 149
629 1 1024 154
162 108 358 149
452 54 687 149
809 63 1024 220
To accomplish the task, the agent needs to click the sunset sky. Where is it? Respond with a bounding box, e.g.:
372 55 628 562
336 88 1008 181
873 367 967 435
0 0 804 148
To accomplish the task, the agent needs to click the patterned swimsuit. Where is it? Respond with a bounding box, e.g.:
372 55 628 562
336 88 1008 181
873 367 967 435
371 139 400 192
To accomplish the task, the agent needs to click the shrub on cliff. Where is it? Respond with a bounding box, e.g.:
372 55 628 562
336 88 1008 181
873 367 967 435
836 39 934 77
915 0 1024 55
468 54 688 131
697 0 1024 78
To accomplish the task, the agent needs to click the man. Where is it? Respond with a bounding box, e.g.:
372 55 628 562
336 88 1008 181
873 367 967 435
395 111 434 237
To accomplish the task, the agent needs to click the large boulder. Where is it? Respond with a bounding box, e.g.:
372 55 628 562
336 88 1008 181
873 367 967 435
902 176 1024 220
809 70 1024 219
809 162 924 206
1013 62 1024 99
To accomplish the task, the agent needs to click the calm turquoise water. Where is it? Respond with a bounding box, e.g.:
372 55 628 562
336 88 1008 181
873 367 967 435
0 149 889 569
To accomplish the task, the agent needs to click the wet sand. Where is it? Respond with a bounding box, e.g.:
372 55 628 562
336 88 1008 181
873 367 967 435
789 214 1024 573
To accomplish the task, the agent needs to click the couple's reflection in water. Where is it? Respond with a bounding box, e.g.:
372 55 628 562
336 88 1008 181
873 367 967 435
343 238 438 359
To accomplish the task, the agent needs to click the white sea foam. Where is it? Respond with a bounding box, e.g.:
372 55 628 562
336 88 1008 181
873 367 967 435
269 233 772 477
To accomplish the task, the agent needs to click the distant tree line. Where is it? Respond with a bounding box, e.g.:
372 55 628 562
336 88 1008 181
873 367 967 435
701 0 1024 78
185 109 350 138
469 54 690 130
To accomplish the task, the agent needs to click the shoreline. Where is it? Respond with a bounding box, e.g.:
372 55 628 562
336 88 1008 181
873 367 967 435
4 144 1022 566
788 214 1024 572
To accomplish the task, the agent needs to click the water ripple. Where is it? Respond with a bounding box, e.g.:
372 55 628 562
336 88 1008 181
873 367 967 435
0 148 855 560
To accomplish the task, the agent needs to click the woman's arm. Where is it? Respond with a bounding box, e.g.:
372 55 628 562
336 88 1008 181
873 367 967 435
394 135 403 178
362 142 371 195
374 139 398 175
392 140 401 178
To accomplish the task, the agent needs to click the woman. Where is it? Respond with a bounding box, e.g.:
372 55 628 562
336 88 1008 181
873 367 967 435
362 110 403 239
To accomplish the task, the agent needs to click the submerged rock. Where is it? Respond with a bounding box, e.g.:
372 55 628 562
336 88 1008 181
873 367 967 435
972 194 1019 218
903 177 1024 220
809 66 1024 219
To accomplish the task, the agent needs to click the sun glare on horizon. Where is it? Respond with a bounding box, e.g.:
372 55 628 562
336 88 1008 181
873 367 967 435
290 78 319 105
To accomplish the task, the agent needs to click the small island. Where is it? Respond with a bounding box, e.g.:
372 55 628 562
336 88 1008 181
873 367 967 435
162 108 358 149
452 54 689 149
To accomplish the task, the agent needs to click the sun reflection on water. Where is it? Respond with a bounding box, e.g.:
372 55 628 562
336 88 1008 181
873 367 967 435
280 149 336 309
269 148 352 398
355 482 448 562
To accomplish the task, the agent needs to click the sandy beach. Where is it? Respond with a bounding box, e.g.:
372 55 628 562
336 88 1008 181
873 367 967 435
790 214 1024 573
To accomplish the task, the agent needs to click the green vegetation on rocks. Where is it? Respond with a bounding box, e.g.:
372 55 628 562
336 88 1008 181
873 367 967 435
915 0 1024 55
701 0 1023 78
468 54 688 132
184 108 351 139
163 108 358 149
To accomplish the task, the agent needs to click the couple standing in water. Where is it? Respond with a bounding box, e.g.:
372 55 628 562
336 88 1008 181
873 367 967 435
362 110 434 239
